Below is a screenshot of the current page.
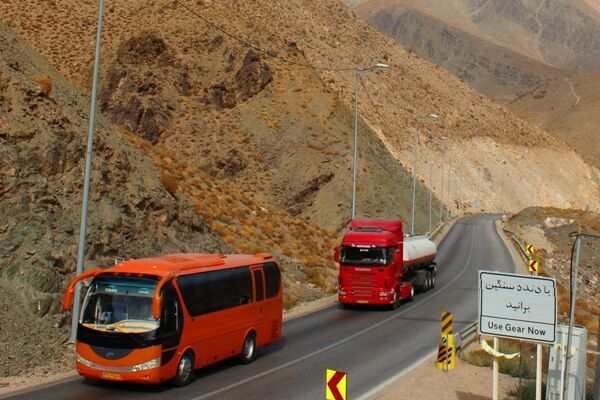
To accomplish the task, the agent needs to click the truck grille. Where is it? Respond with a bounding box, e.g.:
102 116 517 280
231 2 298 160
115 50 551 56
349 272 377 297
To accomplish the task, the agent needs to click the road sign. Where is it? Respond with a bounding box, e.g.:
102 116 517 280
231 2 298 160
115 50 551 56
326 369 347 400
478 270 556 343
528 259 539 273
526 244 535 255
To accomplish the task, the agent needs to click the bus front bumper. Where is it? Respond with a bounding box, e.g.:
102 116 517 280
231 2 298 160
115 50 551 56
76 354 163 384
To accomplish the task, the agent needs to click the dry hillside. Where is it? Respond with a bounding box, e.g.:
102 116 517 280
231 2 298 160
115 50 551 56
354 0 565 98
351 0 600 169
0 21 343 377
1 0 598 219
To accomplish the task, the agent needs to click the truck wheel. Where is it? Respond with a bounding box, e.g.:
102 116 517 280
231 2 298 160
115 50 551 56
339 302 352 310
425 272 432 291
174 350 195 387
430 273 436 289
390 287 401 310
408 285 415 302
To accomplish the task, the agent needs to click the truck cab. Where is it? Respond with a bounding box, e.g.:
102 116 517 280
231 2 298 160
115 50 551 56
335 219 436 309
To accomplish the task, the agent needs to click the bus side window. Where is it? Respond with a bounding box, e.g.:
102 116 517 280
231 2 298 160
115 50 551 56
263 262 281 299
253 269 264 302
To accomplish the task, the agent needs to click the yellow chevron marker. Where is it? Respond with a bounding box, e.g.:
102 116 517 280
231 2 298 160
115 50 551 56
528 259 539 273
526 244 536 255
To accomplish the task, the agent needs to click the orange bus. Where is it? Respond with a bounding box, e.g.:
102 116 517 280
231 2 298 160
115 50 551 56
63 253 283 386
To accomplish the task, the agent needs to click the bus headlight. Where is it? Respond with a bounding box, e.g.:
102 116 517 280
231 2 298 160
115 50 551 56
131 357 160 372
76 354 93 367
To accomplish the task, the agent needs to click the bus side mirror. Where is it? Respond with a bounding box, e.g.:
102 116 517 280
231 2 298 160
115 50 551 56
152 273 174 320
333 246 340 263
62 268 103 310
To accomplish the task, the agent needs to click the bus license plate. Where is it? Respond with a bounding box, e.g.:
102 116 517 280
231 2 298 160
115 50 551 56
101 372 122 380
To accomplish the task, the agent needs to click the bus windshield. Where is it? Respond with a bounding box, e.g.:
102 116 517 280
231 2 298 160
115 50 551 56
340 246 394 266
81 275 159 333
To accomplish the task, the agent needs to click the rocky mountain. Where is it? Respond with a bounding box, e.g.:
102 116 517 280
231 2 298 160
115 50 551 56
350 0 600 168
352 2 563 99
1 0 597 216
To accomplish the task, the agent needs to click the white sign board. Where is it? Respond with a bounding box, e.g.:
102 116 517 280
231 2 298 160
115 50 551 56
478 270 556 343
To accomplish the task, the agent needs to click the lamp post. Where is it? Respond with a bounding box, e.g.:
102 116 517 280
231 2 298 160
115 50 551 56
428 135 434 234
428 133 443 234
351 62 389 220
438 136 447 223
70 0 105 343
411 113 438 236
446 156 452 219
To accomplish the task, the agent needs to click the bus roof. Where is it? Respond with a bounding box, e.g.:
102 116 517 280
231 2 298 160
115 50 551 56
105 253 275 277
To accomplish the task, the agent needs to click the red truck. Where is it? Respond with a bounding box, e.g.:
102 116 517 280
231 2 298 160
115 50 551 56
335 219 437 309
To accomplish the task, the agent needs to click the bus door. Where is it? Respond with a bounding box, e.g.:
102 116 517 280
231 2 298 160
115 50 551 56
161 282 183 366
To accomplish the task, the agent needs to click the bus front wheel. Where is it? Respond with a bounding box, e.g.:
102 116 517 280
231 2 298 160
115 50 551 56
239 332 257 364
174 351 195 387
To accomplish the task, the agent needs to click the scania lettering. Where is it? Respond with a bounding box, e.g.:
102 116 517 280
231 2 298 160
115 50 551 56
63 253 282 386
335 219 437 309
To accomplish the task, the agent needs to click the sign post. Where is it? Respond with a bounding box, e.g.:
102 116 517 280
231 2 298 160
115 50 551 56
479 270 557 400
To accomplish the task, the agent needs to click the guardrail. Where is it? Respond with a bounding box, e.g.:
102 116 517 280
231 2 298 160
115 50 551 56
455 321 479 354
430 221 446 240
503 227 529 261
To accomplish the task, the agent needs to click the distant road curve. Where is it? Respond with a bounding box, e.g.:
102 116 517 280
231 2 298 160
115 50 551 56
3 214 515 400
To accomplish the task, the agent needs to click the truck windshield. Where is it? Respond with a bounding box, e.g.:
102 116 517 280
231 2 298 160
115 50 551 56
81 276 159 333
340 246 393 266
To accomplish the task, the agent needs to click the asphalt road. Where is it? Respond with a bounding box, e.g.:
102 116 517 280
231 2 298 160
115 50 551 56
3 214 515 400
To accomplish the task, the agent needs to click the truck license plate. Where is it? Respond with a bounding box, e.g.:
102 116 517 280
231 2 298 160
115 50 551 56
357 300 369 304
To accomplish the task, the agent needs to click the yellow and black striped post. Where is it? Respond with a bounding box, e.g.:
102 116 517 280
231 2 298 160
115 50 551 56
436 311 456 370
441 311 453 337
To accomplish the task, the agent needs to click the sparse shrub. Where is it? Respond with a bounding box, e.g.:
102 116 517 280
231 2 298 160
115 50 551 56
33 74 52 97
160 174 179 196
508 381 546 400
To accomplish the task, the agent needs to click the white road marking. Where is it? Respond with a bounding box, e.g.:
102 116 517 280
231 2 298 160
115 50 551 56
191 224 477 400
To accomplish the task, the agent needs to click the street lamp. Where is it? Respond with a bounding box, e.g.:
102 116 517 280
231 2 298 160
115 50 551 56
351 62 389 220
428 133 446 233
411 113 438 236
70 0 105 343
438 136 447 223
446 156 452 219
